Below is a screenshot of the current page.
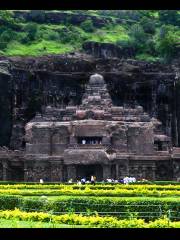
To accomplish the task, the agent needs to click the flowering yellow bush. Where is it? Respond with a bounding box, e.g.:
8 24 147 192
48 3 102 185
0 209 179 228
0 187 179 197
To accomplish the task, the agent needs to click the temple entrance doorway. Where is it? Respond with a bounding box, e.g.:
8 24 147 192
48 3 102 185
76 164 103 181
10 166 24 181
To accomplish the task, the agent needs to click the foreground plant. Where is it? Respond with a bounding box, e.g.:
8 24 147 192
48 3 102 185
0 209 180 228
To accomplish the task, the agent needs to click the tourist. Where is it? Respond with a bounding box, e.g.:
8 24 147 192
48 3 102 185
94 175 96 183
118 179 124 184
107 178 112 183
77 180 81 185
81 178 86 185
91 175 95 185
40 179 44 184
123 176 137 184
68 179 73 183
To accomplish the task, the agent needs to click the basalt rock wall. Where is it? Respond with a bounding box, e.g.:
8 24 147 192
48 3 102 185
13 11 114 28
0 53 179 149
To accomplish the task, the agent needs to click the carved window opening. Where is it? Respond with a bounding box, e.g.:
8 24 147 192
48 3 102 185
154 140 163 151
77 137 102 145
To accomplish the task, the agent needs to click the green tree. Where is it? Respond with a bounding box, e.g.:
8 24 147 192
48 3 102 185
159 10 180 26
29 10 46 22
128 23 147 51
80 18 94 32
155 25 178 62
23 23 38 41
0 11 14 25
140 16 156 34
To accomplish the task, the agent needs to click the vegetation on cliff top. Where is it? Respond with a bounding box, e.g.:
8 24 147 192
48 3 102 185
0 10 179 62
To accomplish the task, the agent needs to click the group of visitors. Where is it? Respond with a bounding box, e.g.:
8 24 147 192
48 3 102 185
40 175 137 184
74 175 96 185
81 139 102 145
70 176 136 184
103 177 136 184
123 176 136 184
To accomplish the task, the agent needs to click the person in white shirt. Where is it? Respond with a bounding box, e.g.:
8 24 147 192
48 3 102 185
40 179 44 184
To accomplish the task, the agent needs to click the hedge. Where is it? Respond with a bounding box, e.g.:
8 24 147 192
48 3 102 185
0 184 180 191
0 195 179 220
0 188 179 197
0 181 180 185
0 208 179 228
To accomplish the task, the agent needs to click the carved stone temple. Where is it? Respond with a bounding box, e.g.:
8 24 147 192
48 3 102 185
1 73 180 182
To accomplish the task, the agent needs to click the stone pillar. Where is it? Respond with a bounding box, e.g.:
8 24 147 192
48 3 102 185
102 164 111 180
67 165 76 181
51 164 63 182
24 163 28 182
116 164 119 179
162 143 168 151
134 166 139 179
102 136 110 146
2 161 8 181
142 166 146 179
70 136 77 144
152 166 156 180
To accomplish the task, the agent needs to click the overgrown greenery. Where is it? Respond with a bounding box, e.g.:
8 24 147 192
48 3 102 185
0 10 179 62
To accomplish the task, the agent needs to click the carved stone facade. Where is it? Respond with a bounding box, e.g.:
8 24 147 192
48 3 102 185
0 74 180 181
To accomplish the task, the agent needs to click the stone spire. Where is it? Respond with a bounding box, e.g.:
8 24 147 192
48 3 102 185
80 73 112 110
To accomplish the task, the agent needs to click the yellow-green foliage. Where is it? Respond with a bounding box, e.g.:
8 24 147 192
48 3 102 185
0 184 179 197
1 183 180 190
0 209 179 228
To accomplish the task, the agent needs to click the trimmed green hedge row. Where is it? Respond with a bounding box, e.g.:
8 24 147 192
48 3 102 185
0 188 179 197
0 181 180 185
0 208 179 228
0 195 179 220
0 184 180 191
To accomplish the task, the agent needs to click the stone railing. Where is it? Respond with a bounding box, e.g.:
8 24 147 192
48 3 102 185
172 147 180 158
68 144 104 149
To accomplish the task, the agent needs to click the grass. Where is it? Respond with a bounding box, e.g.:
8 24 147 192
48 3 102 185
135 53 161 62
0 22 130 56
0 218 90 228
89 25 129 43
4 40 74 56
0 10 179 62
24 195 180 203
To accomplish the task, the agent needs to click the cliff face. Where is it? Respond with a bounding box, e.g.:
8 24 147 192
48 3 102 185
0 61 12 147
13 11 114 28
82 41 136 59
0 52 179 149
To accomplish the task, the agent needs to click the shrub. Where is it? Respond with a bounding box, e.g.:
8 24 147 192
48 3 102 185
0 195 21 210
0 195 179 220
23 22 38 41
155 25 178 62
29 10 46 23
128 23 148 53
159 10 180 26
129 23 146 44
116 39 135 49
0 186 180 197
80 18 94 32
140 16 156 34
0 209 179 228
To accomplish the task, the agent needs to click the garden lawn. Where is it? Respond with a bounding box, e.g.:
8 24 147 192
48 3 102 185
0 218 89 228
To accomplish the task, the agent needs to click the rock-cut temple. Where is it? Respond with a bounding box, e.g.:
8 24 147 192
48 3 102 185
0 74 180 181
